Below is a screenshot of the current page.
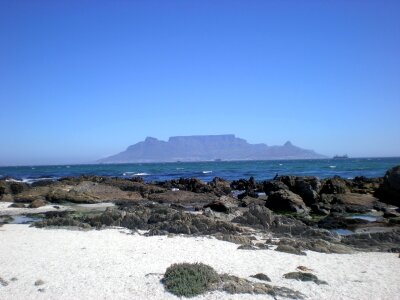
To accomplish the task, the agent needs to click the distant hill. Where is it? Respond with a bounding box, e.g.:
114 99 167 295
98 134 326 163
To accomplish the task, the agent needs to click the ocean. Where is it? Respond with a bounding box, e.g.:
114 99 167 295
1 157 399 184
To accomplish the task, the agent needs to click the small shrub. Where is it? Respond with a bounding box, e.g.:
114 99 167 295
163 263 220 297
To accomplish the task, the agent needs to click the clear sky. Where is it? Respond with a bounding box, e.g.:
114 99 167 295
1 0 399 165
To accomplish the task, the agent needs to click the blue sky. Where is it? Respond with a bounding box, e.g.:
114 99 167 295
1 0 399 165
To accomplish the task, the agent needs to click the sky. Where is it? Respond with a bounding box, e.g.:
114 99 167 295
0 0 399 166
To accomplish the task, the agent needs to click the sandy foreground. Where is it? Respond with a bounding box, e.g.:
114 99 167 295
0 225 399 300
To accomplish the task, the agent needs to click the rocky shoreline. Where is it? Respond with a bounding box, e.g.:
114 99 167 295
1 166 400 254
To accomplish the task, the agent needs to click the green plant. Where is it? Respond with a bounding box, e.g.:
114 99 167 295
163 263 220 297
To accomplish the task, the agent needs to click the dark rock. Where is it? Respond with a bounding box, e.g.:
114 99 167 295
240 196 267 207
320 193 378 213
0 184 6 197
292 177 321 205
9 203 26 208
34 279 45 286
29 199 46 208
0 276 8 286
275 244 306 256
350 176 382 194
271 235 350 254
342 230 400 251
265 190 310 214
204 201 229 213
9 182 27 194
131 176 144 183
303 239 351 254
47 181 144 203
310 203 330 215
376 165 400 206
237 190 258 200
31 180 56 187
35 203 244 236
262 180 289 195
317 214 369 230
283 272 327 285
237 244 259 250
214 234 252 245
231 177 258 192
232 204 274 229
320 176 350 194
148 190 218 205
157 178 213 194
203 196 238 213
220 274 304 298
250 273 271 282
208 177 232 196
388 217 400 225
277 176 297 189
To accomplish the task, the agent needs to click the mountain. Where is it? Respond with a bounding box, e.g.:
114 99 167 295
98 134 326 163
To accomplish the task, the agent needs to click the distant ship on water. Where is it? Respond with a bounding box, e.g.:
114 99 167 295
333 154 349 159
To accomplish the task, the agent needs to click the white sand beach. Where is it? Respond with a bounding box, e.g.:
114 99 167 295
0 224 399 300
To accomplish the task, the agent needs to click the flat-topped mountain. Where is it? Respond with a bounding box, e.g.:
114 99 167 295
98 134 325 163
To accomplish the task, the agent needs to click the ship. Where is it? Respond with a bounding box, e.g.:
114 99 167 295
333 154 349 159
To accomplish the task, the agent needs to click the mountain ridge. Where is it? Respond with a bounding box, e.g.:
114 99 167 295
98 134 326 163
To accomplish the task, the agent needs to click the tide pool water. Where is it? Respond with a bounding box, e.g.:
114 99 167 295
0 157 399 183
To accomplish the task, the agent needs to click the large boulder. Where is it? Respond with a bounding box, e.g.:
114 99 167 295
59 176 166 197
283 272 327 285
46 181 144 203
0 180 29 197
292 177 321 205
0 183 6 198
148 190 218 205
317 214 369 230
342 230 400 252
13 186 50 203
230 177 257 191
240 196 267 207
29 199 47 208
232 204 274 229
262 180 289 195
270 176 321 206
265 190 310 214
320 176 350 194
203 196 238 213
350 176 382 194
208 177 232 196
376 166 400 206
320 193 380 213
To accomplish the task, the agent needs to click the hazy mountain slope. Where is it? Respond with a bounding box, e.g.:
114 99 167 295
98 135 325 163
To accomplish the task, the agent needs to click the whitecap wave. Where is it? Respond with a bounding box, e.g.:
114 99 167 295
6 177 58 184
176 168 184 170
202 171 212 174
123 172 150 176
329 165 336 168
5 178 23 183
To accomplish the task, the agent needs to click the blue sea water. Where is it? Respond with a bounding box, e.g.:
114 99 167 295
0 158 399 184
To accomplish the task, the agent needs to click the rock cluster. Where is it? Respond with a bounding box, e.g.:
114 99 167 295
2 165 400 253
